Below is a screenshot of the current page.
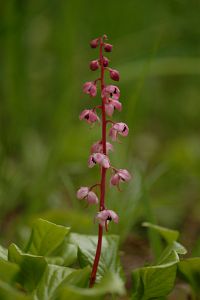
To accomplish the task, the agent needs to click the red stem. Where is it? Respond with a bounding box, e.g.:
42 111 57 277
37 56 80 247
89 37 107 287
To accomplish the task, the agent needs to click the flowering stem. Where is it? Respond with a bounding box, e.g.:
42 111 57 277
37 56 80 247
89 37 107 287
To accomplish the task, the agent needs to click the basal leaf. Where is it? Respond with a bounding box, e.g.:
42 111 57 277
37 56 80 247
0 259 19 283
26 219 70 256
0 245 8 260
0 280 32 300
51 238 78 267
178 257 200 293
8 243 47 292
142 222 179 244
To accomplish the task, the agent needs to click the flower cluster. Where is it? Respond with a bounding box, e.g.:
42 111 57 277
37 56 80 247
77 35 131 286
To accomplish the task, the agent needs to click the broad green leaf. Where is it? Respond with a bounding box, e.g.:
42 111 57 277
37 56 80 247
132 249 179 299
142 222 179 243
0 245 8 260
157 242 186 265
57 272 126 300
0 280 32 300
178 257 200 293
69 234 123 281
64 266 91 288
34 264 75 300
8 243 47 292
26 219 70 256
51 238 78 266
0 259 19 283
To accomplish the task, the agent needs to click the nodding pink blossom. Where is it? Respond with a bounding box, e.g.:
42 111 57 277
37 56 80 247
88 153 110 169
105 99 122 116
103 57 109 67
83 82 97 97
101 85 120 100
96 209 119 228
90 38 99 48
79 109 100 124
91 141 113 154
110 169 131 187
104 43 113 52
109 69 120 81
90 60 99 71
109 122 129 141
77 187 98 205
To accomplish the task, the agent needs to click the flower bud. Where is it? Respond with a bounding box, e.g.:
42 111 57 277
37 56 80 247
109 69 120 81
104 43 113 52
90 60 99 71
103 57 109 67
90 38 99 48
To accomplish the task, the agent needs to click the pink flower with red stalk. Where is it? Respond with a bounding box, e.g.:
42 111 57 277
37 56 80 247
77 35 131 287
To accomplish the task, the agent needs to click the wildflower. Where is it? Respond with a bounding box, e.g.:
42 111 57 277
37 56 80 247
96 209 119 227
104 43 113 52
90 60 99 71
109 122 129 141
90 38 99 48
109 68 120 81
102 85 120 100
77 187 98 205
91 141 113 154
110 169 131 187
105 99 122 116
88 153 110 169
79 109 100 124
102 56 109 67
83 82 97 97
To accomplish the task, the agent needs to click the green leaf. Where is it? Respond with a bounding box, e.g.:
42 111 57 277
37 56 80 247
0 245 8 260
178 257 200 293
142 222 179 243
0 280 32 300
8 243 47 292
51 238 78 266
34 264 75 300
26 219 70 256
69 234 123 281
57 272 126 300
0 259 19 283
64 266 91 288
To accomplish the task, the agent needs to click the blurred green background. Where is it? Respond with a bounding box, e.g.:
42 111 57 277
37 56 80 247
0 0 200 262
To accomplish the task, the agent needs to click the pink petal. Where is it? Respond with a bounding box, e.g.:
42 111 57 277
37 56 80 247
76 187 89 199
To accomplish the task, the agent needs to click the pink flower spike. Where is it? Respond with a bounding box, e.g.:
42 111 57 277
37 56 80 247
109 122 129 141
91 141 113 154
76 187 89 199
79 109 100 124
88 153 110 169
102 85 120 100
96 209 119 227
104 43 113 52
90 38 99 48
109 69 120 81
90 60 99 71
83 82 97 97
110 169 131 187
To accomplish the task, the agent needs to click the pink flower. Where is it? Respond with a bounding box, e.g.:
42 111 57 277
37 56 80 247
83 82 97 97
77 187 98 205
101 85 120 100
88 153 110 169
96 209 119 227
79 109 100 124
90 60 99 71
103 56 109 67
109 122 129 141
110 169 131 187
91 141 113 154
109 69 120 81
105 99 122 116
90 38 99 48
104 43 113 52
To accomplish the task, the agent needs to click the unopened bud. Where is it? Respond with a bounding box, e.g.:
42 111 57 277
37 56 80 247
90 60 99 71
90 38 99 48
109 69 120 81
104 43 113 52
103 57 109 67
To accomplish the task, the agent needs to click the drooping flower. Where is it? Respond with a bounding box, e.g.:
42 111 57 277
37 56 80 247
105 99 122 116
96 209 119 228
77 187 98 205
104 43 113 52
79 109 100 124
110 169 131 187
109 68 120 81
88 153 110 169
83 82 97 97
109 122 129 141
91 141 113 154
102 85 120 100
90 60 99 71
